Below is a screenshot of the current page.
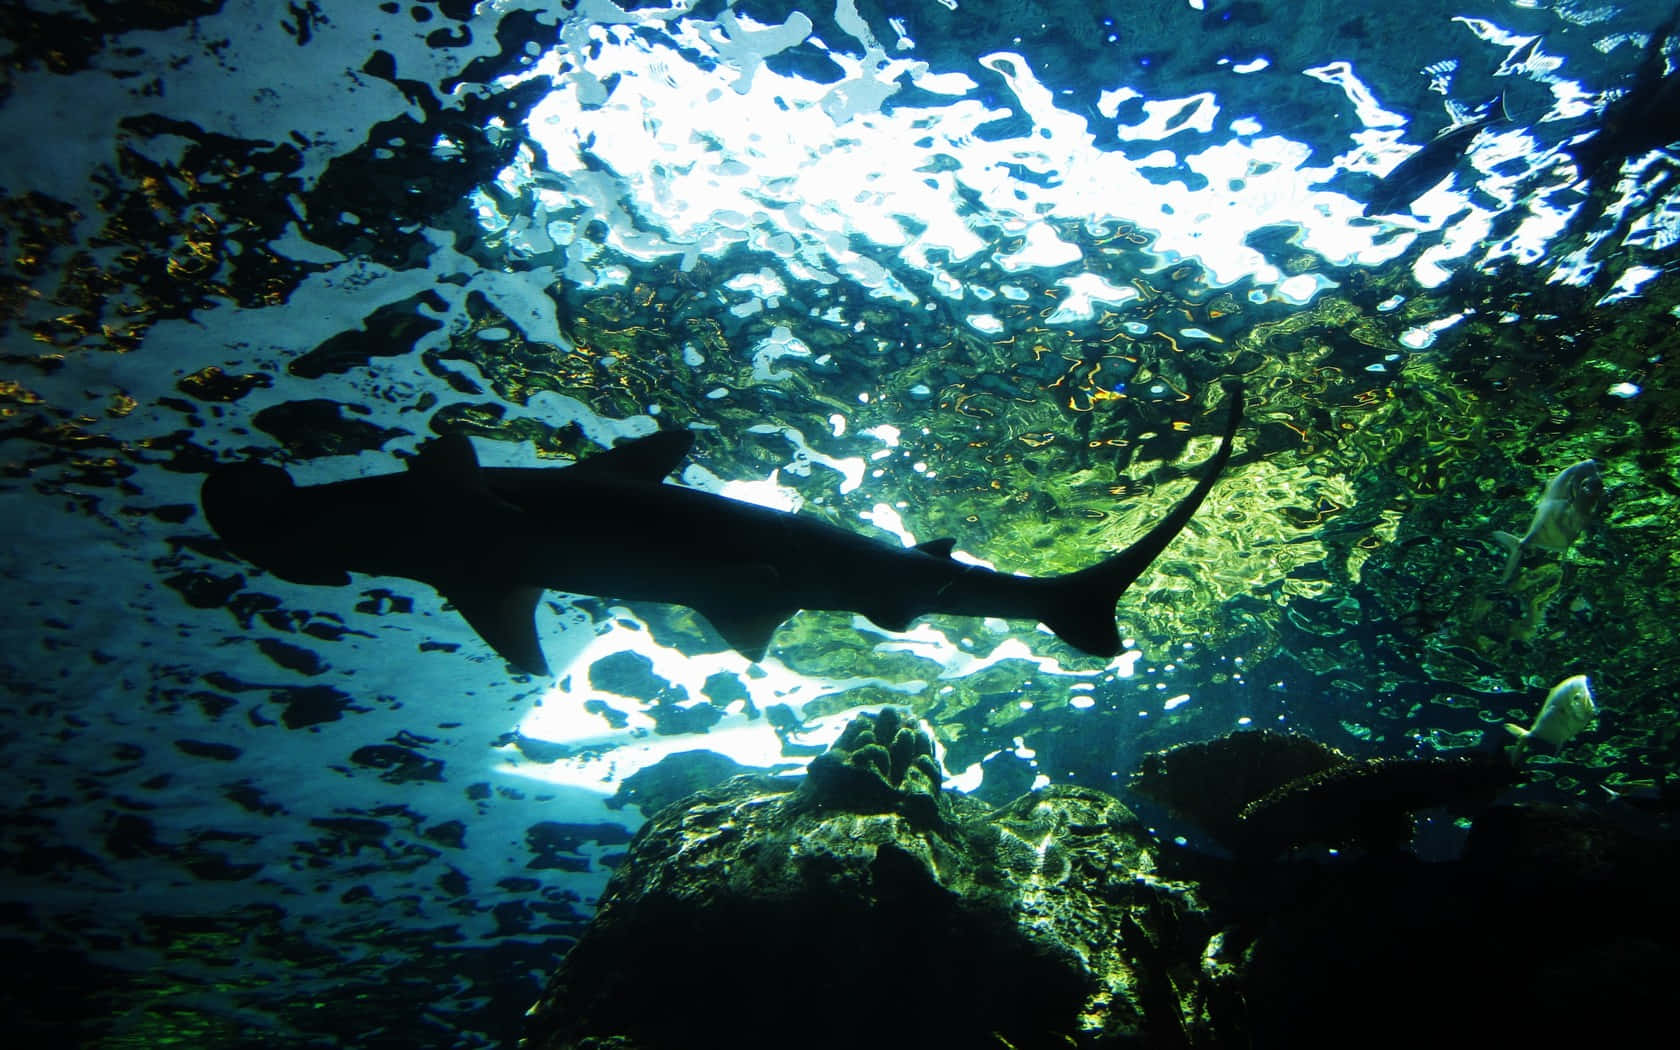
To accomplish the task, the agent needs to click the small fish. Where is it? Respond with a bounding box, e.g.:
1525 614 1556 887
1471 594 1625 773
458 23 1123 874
1363 93 1510 217
1504 674 1596 764
1493 459 1603 585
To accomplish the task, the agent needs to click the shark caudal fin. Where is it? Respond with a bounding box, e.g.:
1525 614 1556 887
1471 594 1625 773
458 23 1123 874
1040 383 1244 656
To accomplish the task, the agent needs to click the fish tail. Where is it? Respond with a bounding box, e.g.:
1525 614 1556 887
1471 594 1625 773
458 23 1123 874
1040 383 1243 656
1503 722 1531 765
1492 530 1523 585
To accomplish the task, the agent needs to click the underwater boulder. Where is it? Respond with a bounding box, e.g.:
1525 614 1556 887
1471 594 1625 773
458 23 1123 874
523 708 1244 1050
1131 728 1517 858
1130 730 1680 1042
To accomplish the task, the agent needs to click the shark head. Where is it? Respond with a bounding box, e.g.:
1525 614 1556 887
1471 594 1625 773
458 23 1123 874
202 462 295 542
201 462 351 586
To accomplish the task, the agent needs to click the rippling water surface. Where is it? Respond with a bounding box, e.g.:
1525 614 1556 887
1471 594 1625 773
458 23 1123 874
2 1 1677 1045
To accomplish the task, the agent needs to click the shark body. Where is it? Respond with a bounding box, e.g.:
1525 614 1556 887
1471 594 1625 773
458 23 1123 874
1363 93 1510 218
201 386 1243 675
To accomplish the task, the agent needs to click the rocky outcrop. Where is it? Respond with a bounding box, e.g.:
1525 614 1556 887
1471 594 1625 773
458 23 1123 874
523 708 1243 1050
1130 728 1518 857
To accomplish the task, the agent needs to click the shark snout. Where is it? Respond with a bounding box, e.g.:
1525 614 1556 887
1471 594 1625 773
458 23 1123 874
201 462 297 544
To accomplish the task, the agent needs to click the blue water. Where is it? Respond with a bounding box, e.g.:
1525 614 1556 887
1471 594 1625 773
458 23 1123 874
1 1 1675 1046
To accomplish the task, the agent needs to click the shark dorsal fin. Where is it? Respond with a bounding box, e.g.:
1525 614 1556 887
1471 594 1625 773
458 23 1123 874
438 581 549 676
410 434 482 485
915 538 957 559
565 430 694 483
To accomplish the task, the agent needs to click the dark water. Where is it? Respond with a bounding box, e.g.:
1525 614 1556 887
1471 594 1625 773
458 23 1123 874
2 1 1676 1045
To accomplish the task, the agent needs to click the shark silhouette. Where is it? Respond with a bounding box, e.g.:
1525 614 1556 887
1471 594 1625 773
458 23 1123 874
201 385 1243 675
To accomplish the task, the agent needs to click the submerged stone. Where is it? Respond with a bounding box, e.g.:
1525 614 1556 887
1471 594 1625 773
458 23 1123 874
523 709 1241 1049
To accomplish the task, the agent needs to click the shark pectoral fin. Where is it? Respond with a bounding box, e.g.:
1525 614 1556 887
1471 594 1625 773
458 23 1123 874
692 601 793 662
562 430 695 482
439 582 550 676
914 537 957 559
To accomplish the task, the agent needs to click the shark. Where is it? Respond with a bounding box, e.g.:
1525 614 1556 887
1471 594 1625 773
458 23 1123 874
200 384 1243 675
1569 4 1680 188
1363 93 1510 218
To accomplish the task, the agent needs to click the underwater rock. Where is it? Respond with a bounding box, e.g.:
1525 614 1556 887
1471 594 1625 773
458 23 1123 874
1132 734 1680 1042
524 709 1243 1050
1130 728 1354 848
604 750 761 818
1132 729 1517 857
795 705 947 829
1233 752 1516 857
1233 801 1680 1043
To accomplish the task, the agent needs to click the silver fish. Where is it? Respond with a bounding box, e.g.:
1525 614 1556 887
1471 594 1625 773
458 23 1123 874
1504 674 1595 763
1493 459 1603 584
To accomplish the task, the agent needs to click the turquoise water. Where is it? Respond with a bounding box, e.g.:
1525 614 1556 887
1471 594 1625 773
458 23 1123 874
1 1 1676 1045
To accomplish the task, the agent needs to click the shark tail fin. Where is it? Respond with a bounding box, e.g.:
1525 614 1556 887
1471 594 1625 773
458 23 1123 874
1039 383 1243 657
1492 530 1523 585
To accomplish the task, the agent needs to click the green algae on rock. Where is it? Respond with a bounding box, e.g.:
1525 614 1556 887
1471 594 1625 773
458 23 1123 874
1132 728 1517 857
523 708 1242 1050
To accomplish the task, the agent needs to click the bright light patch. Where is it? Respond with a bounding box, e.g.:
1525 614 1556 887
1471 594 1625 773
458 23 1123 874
995 222 1083 272
1043 273 1140 324
861 502 917 546
1276 273 1333 305
478 18 1539 307
1399 311 1466 350
1599 265 1663 305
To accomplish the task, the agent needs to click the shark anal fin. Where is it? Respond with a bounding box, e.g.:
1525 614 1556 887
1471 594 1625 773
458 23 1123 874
439 582 549 676
863 605 918 633
914 537 957 559
1041 382 1243 657
562 430 695 483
